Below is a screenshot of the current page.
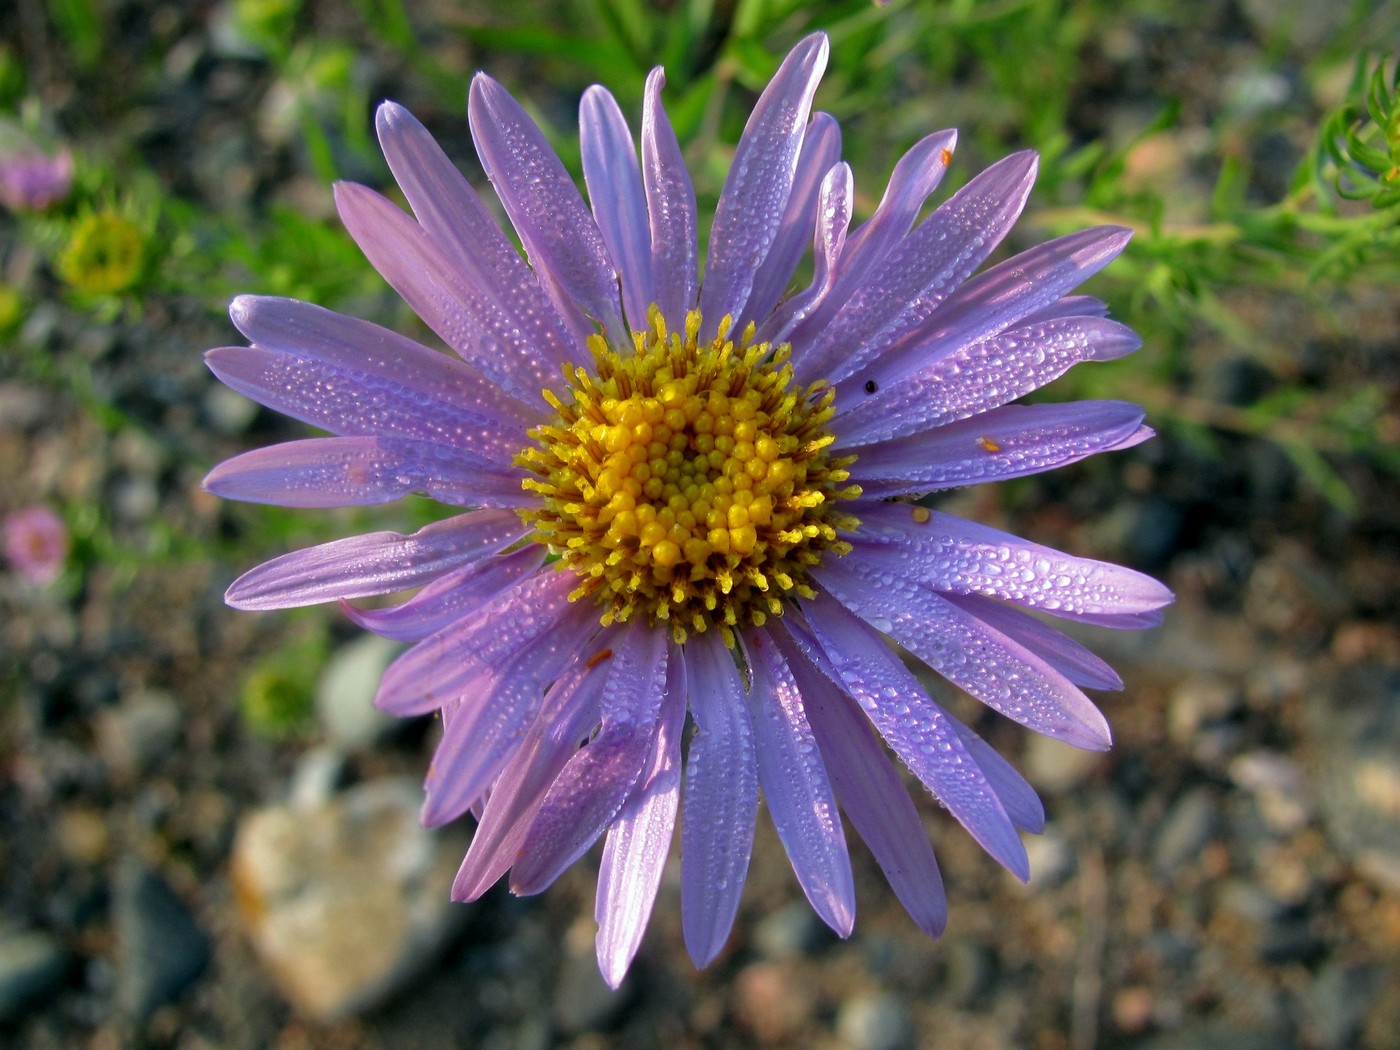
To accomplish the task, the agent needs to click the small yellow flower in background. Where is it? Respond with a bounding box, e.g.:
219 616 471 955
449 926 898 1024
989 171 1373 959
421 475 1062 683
57 208 146 296
0 283 22 333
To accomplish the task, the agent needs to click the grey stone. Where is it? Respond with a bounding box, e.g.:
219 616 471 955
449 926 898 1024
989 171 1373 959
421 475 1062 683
230 777 469 1020
553 918 627 1034
835 992 915 1050
315 634 400 749
1307 667 1400 893
1153 788 1218 877
288 744 349 810
1023 824 1075 887
753 900 829 960
96 689 182 780
1229 750 1311 835
113 858 211 1020
202 383 259 435
1302 961 1378 1049
1167 675 1241 745
1133 1023 1295 1050
0 930 71 1023
1024 733 1102 794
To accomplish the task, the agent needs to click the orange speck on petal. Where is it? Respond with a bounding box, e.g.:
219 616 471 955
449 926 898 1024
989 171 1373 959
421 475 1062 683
585 648 613 669
977 436 1001 453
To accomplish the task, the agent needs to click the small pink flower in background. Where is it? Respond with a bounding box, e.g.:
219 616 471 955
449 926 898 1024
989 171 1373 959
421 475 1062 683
4 505 69 584
0 146 74 212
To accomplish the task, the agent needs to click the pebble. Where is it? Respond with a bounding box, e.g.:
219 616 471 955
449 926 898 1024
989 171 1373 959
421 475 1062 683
230 777 469 1020
1167 674 1242 745
1307 666 1400 893
0 929 71 1024
202 383 259 435
1302 960 1377 1049
835 992 915 1050
734 962 816 1044
1229 751 1311 835
1133 1023 1294 1050
314 634 400 749
1023 824 1075 887
96 688 183 780
941 939 994 1008
752 900 829 960
1023 734 1102 794
553 917 627 1034
55 806 112 866
1153 788 1218 877
113 858 211 1021
287 744 349 810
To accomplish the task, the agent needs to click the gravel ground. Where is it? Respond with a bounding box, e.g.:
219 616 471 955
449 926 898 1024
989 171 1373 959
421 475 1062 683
2 2 1398 1047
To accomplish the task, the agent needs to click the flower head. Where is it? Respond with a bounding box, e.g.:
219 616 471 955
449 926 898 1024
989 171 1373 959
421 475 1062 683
206 33 1172 986
57 208 147 296
3 505 69 585
0 145 73 212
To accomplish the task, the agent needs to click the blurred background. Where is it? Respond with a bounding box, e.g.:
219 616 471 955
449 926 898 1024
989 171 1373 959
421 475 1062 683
2 0 1398 1047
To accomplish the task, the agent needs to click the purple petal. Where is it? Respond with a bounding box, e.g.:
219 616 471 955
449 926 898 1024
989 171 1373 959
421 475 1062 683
943 593 1124 691
375 569 578 716
641 68 698 330
453 648 612 901
374 102 579 383
839 130 959 276
205 346 527 467
793 151 1038 385
1067 608 1166 630
949 718 1045 834
787 600 1028 880
680 630 758 967
202 435 527 508
833 227 1135 423
512 620 669 894
743 629 854 937
740 112 842 330
420 600 601 827
845 401 1150 498
595 643 687 987
698 32 829 337
834 315 1140 441
581 86 653 335
779 130 959 352
340 546 546 642
224 509 526 610
817 554 1113 749
469 74 626 344
226 294 536 429
1020 294 1109 324
756 160 853 347
784 644 947 936
334 181 567 406
849 501 1174 621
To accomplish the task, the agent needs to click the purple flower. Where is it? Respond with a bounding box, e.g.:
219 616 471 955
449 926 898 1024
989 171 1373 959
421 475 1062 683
206 32 1171 986
0 147 73 212
3 505 68 585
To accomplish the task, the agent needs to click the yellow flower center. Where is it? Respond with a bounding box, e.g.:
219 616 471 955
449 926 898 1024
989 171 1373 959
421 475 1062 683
517 309 861 645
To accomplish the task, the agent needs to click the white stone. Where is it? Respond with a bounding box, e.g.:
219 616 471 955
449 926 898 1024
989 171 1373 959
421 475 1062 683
231 778 469 1020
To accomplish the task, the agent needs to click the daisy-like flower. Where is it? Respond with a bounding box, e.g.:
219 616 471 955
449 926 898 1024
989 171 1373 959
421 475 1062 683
206 33 1172 986
3 505 69 585
0 145 73 212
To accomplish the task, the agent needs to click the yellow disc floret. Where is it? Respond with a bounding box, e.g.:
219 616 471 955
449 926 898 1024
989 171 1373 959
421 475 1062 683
516 308 861 645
